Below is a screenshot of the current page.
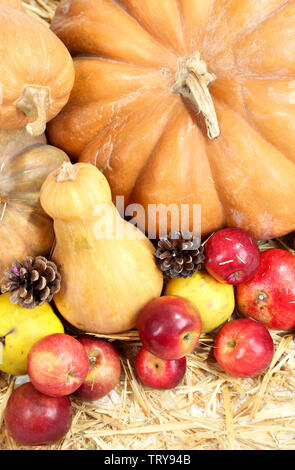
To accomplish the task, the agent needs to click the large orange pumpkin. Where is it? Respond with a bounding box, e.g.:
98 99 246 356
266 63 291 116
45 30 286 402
48 0 295 239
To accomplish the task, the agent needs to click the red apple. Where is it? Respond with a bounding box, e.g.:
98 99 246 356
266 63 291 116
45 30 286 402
137 296 202 360
236 249 295 330
214 318 274 378
4 382 72 446
73 335 121 402
27 333 89 397
205 228 260 284
135 347 186 389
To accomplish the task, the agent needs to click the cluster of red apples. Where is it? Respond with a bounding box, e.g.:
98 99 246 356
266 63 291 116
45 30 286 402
136 228 295 388
5 334 121 446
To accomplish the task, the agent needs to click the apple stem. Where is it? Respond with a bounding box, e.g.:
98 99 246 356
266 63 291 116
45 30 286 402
89 357 97 367
227 338 237 349
183 332 193 344
0 328 15 347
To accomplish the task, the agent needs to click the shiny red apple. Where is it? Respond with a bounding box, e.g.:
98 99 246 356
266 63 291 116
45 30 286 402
27 333 89 397
4 382 72 446
137 296 202 360
205 228 260 284
73 335 121 402
135 347 186 389
214 318 274 378
237 249 295 330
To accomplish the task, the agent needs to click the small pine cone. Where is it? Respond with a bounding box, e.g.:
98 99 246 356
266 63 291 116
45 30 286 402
1 256 61 309
155 231 205 279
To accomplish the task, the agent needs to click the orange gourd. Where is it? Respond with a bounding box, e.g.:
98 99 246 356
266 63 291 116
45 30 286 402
0 0 74 136
47 0 295 240
40 162 163 334
0 128 69 278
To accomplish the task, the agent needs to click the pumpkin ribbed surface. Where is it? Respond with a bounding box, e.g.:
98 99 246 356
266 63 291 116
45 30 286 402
48 0 295 239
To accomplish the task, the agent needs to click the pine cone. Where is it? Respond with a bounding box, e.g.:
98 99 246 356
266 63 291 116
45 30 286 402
1 256 61 309
155 231 205 279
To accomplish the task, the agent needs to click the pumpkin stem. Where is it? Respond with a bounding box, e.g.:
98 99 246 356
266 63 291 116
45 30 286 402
15 85 50 137
55 162 80 183
172 52 220 139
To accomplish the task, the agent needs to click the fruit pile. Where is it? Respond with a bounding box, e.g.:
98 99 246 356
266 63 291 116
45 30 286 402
2 225 295 447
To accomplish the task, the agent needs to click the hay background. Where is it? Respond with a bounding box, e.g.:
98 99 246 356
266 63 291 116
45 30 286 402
0 0 295 450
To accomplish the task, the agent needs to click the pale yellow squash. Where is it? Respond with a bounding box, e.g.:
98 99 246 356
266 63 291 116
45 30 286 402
40 162 163 334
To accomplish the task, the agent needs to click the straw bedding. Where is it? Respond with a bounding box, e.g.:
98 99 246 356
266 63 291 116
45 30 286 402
0 0 295 450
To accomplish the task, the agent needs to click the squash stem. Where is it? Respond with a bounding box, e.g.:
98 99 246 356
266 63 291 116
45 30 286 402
171 52 220 139
55 162 79 183
15 85 50 137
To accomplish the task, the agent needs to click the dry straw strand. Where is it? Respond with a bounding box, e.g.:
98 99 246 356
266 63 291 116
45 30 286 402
222 385 236 450
0 377 16 427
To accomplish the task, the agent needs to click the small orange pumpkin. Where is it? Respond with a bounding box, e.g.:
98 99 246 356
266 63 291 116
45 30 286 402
0 0 74 136
48 0 295 239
